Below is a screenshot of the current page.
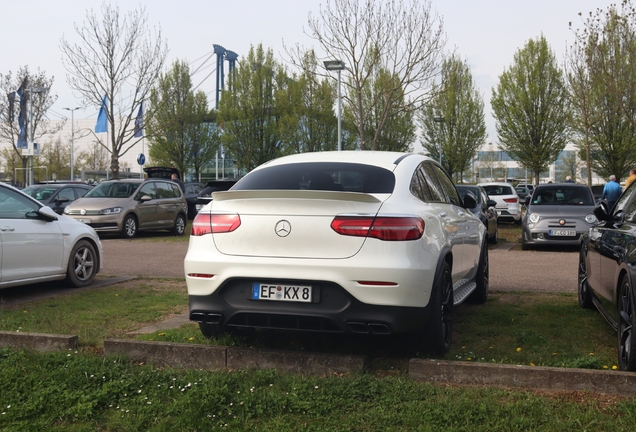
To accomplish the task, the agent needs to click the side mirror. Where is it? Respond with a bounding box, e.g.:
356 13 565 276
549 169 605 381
524 196 530 206
463 191 477 209
140 195 153 202
55 197 70 203
594 202 611 221
37 206 59 222
486 199 497 208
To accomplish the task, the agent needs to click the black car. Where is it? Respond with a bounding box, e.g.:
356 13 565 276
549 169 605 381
183 182 204 219
456 185 498 244
20 182 92 215
579 181 636 370
515 186 531 203
194 179 238 213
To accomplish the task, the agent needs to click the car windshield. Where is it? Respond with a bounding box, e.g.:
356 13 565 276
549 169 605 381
531 186 594 206
233 162 395 193
482 185 514 196
21 186 57 201
83 182 139 198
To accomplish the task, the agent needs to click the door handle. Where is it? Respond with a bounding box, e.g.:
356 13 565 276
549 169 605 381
438 212 447 218
0 226 15 231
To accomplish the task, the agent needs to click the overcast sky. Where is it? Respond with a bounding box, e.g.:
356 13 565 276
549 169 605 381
0 0 618 146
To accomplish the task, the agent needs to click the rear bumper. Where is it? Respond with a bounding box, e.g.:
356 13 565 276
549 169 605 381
189 279 431 335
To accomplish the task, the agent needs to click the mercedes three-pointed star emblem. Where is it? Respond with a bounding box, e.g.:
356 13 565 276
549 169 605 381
275 220 291 237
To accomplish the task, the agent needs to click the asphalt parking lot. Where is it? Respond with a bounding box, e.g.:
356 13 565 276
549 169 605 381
98 239 579 294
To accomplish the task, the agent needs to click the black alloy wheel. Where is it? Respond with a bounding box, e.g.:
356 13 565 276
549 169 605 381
468 243 488 304
618 275 636 371
425 261 453 354
578 244 593 309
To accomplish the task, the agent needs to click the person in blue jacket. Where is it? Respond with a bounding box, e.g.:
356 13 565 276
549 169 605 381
602 174 621 211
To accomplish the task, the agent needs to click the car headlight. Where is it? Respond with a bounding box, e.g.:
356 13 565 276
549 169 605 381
529 213 540 223
99 207 123 215
63 207 70 214
585 213 597 224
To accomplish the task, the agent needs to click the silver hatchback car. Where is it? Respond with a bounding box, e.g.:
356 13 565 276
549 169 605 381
64 179 187 238
521 183 597 250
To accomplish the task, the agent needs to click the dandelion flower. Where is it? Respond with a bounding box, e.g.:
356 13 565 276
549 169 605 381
530 363 535 367
589 352 595 356
516 347 521 352
189 337 194 341
612 365 618 370
603 365 609 369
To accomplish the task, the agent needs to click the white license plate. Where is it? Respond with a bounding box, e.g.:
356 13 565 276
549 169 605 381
77 218 91 224
252 283 312 303
496 205 508 209
549 229 576 237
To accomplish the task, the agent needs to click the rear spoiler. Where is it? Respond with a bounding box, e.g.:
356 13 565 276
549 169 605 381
212 189 382 203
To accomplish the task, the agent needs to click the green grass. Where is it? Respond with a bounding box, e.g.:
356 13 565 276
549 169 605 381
496 222 522 244
1 348 636 431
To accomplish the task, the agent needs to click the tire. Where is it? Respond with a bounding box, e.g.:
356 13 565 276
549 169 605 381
578 244 594 309
489 226 498 244
425 260 453 354
521 240 530 251
199 322 223 339
172 213 186 236
468 244 488 304
65 240 98 288
618 275 636 371
121 214 138 238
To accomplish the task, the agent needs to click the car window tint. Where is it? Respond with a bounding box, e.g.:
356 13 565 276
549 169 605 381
74 187 89 198
410 171 425 201
613 185 632 217
456 186 480 209
416 166 436 201
155 181 179 199
233 162 395 193
0 187 39 219
137 183 157 199
431 164 461 206
419 163 445 202
58 188 75 201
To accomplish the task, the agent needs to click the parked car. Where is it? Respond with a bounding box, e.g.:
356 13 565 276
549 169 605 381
185 151 488 354
64 179 187 238
517 183 535 194
478 182 521 224
21 182 92 215
456 185 498 244
515 186 532 204
521 183 597 250
579 181 636 370
194 179 238 213
183 182 204 219
0 182 103 288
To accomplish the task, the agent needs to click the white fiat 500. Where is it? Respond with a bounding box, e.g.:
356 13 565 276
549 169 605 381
185 151 488 353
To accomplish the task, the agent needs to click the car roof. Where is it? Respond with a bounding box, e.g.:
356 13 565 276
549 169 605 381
257 151 425 171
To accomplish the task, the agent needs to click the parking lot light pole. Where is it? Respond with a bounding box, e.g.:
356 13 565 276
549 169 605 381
63 107 80 181
323 60 346 151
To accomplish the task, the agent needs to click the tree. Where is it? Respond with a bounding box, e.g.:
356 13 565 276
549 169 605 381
344 59 417 152
0 67 62 185
292 0 445 150
217 44 287 172
491 36 570 185
146 60 220 178
420 54 486 181
278 51 342 154
76 140 110 171
60 2 167 179
567 2 636 183
39 137 71 180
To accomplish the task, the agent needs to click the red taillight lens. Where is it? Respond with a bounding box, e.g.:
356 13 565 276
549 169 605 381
331 216 424 241
191 213 241 236
503 197 518 203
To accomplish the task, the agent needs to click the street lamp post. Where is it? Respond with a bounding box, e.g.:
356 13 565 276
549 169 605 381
433 116 445 164
63 107 80 180
323 60 346 151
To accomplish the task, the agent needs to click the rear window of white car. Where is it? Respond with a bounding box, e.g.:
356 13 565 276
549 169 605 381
233 162 396 193
483 185 514 196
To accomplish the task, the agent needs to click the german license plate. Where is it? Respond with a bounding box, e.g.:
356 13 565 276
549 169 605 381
252 283 312 303
549 229 576 236
77 218 91 224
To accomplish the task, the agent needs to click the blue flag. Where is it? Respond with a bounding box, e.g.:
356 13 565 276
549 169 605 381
95 95 108 133
134 102 143 137
17 78 28 149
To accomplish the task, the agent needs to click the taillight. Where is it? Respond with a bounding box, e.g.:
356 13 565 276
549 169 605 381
331 216 424 241
191 213 241 236
503 197 518 203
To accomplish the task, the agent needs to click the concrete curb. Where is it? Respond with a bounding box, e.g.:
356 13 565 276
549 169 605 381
409 358 636 397
4 331 636 395
104 338 367 376
0 331 78 352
